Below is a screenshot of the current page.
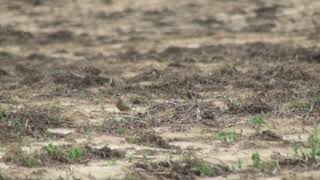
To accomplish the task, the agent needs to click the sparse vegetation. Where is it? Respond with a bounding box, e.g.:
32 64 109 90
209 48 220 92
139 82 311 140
106 159 117 166
288 98 310 112
115 128 126 135
126 154 136 163
0 107 66 139
251 152 263 168
307 128 320 161
227 97 244 111
237 158 243 170
22 157 41 167
292 143 304 159
250 114 265 131
67 146 85 161
289 127 320 162
166 151 173 161
0 144 5 154
218 130 241 143
1 0 320 179
251 152 280 173
0 108 5 122
44 143 63 158
196 161 215 177
12 117 23 129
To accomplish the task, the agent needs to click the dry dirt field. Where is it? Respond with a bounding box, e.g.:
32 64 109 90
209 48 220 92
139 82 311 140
0 0 320 179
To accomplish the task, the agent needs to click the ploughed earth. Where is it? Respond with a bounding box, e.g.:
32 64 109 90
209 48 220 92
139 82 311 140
0 0 320 179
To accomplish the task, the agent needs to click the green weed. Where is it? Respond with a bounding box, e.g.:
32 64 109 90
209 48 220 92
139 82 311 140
23 157 41 167
249 114 265 131
67 146 85 161
251 152 263 168
106 159 117 166
44 143 62 157
181 151 193 162
0 144 5 154
292 143 304 159
196 161 215 177
116 128 126 135
126 154 136 163
307 128 320 161
218 130 241 143
12 117 23 129
0 108 5 123
288 98 310 112
290 127 320 162
237 158 243 170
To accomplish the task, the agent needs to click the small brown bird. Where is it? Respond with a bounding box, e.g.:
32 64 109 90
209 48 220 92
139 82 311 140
115 94 131 111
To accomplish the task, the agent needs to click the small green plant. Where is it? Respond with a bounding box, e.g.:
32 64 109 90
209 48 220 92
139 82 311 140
12 117 23 129
43 129 49 140
44 144 62 157
169 111 177 119
268 157 280 172
218 130 241 143
292 143 304 159
84 122 92 135
0 108 5 122
181 151 193 163
288 98 310 112
0 144 5 154
251 152 263 168
126 154 136 163
251 153 280 172
234 97 243 109
166 151 173 161
96 95 106 113
237 158 243 170
228 97 244 110
68 146 85 161
106 159 117 166
23 157 41 167
291 128 320 162
125 137 138 144
116 128 126 135
250 114 265 131
231 158 244 171
307 128 320 161
125 173 139 180
316 94 320 103
196 161 215 177
142 154 148 163
31 0 46 6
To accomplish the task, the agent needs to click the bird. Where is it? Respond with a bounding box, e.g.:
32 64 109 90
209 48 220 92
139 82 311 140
115 94 131 111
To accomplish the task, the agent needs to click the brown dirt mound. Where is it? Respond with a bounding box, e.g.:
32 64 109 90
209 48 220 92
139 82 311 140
103 101 222 135
0 107 68 141
102 116 148 135
130 43 320 63
126 129 171 149
236 64 313 91
127 159 230 180
39 145 125 166
87 145 126 159
227 97 272 114
143 101 221 126
3 144 126 167
0 26 33 45
52 71 111 89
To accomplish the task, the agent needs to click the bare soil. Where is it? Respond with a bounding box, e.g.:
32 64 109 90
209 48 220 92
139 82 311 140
0 0 320 179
